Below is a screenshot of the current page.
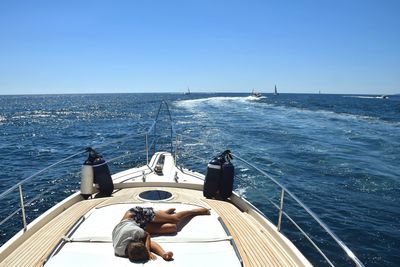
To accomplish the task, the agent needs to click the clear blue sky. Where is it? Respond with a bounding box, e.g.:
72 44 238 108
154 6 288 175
0 0 399 95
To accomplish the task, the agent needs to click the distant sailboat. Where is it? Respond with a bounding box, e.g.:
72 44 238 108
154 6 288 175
184 88 191 95
273 85 279 95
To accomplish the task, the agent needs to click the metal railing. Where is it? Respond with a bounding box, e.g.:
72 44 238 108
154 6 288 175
231 153 365 267
0 101 177 240
174 133 364 266
0 148 147 236
0 150 87 232
145 100 177 164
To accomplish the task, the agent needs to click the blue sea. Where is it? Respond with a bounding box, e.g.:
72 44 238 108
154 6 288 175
0 93 399 266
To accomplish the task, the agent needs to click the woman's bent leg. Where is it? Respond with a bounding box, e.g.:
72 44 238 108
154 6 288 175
145 222 177 235
152 207 210 224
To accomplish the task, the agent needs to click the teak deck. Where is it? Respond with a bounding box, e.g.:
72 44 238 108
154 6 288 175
203 198 298 267
0 198 106 267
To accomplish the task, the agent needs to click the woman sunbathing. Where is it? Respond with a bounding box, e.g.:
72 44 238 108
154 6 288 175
112 206 210 262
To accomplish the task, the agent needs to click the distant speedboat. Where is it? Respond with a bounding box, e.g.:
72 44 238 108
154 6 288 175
251 89 262 98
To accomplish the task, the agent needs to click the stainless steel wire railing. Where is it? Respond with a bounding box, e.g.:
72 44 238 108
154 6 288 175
231 153 364 267
0 136 147 236
174 131 364 266
175 132 364 266
0 100 176 239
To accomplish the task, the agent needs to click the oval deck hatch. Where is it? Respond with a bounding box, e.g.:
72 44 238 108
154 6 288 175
138 190 173 201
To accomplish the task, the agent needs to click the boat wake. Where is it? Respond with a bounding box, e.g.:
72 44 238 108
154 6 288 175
175 96 399 127
343 95 389 99
247 95 267 101
175 96 264 109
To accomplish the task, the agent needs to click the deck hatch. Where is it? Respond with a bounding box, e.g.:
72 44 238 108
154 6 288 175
138 189 173 201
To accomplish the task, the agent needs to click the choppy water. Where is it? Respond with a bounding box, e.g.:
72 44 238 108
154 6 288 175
0 93 399 266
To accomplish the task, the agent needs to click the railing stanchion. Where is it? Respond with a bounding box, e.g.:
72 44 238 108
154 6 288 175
174 134 179 165
145 134 149 165
170 122 173 154
18 185 27 232
153 120 156 155
277 188 285 231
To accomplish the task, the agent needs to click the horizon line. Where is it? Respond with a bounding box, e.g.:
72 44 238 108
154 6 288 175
0 91 398 96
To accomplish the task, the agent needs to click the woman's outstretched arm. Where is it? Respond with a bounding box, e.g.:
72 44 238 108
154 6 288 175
143 232 157 260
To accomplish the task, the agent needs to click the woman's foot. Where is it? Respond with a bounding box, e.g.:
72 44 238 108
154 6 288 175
162 251 174 261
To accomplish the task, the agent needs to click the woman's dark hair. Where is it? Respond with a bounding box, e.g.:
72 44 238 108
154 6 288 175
125 241 149 262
